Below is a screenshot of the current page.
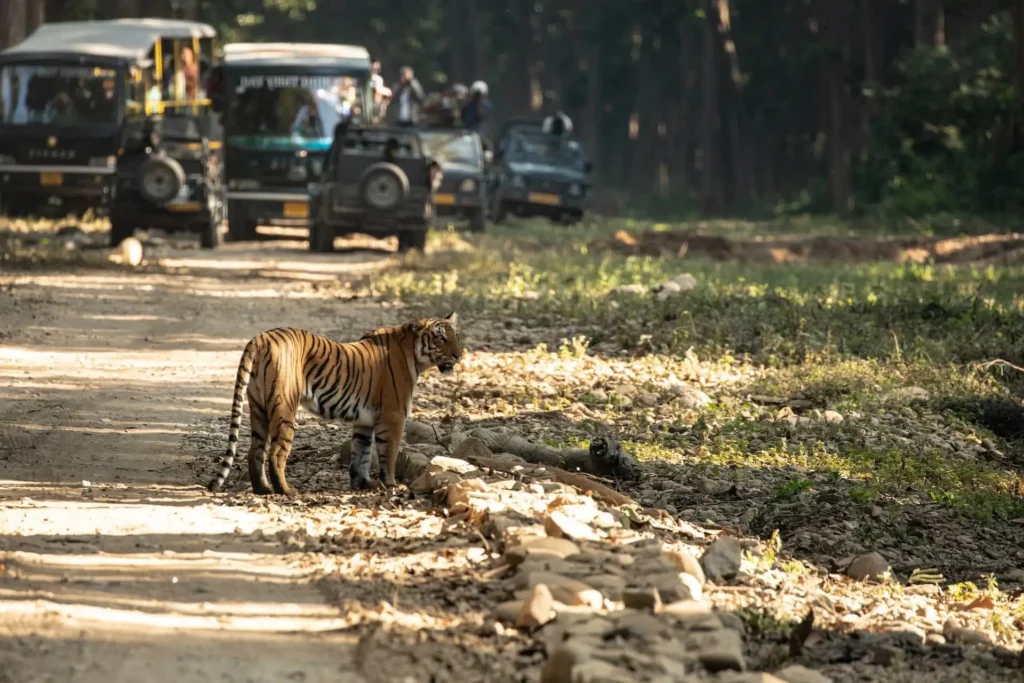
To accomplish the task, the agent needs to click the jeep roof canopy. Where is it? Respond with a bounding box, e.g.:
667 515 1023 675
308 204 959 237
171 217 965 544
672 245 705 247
222 42 370 69
0 21 175 61
110 18 216 39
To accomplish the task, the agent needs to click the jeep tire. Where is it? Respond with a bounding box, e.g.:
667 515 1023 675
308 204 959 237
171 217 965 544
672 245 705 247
358 163 409 212
138 154 186 206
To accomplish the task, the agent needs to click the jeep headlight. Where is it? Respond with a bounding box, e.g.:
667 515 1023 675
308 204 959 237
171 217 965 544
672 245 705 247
459 178 476 193
89 155 116 169
0 154 14 165
511 174 525 188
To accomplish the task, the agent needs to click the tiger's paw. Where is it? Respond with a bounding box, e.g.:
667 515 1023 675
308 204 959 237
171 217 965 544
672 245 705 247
349 472 376 491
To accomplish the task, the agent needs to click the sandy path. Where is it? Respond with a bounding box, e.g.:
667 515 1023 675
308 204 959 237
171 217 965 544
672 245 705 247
0 246 393 683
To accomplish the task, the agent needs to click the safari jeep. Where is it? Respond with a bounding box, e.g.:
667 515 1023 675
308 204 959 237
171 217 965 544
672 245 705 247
419 128 487 233
308 124 438 252
109 19 224 249
209 42 373 242
490 117 592 225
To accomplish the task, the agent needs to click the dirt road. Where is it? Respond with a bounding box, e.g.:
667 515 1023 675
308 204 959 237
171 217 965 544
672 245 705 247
0 243 490 683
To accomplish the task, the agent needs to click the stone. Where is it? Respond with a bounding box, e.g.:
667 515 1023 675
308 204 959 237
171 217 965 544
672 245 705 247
640 392 660 407
886 386 930 402
688 628 745 672
823 410 844 423
583 574 627 601
119 236 144 266
774 665 833 683
700 535 743 582
524 572 603 609
503 537 581 566
516 584 555 628
716 610 746 633
942 620 991 645
719 675 787 683
672 273 698 290
610 383 638 398
446 478 489 512
645 571 700 602
872 645 902 667
622 588 662 611
544 510 601 542
661 601 721 630
398 449 431 482
665 548 707 584
429 455 477 474
845 552 889 582
612 284 647 296
568 660 635 683
493 600 524 622
614 610 672 639
669 383 713 409
540 641 590 683
450 436 492 462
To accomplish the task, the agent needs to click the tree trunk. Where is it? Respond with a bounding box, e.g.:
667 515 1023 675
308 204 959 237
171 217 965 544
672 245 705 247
914 0 945 48
0 0 28 51
699 0 726 214
1010 0 1024 151
114 0 140 17
26 0 44 33
582 40 602 184
818 0 855 214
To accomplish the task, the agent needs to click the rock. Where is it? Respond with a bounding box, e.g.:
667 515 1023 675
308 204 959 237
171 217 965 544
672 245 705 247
540 641 590 683
774 665 833 683
118 236 144 266
610 383 638 398
493 600 524 622
823 410 844 423
942 619 991 645
583 574 627 601
503 537 581 566
700 535 743 582
446 478 489 512
660 601 721 631
688 628 745 672
612 284 647 296
587 388 609 402
886 386 930 402
399 449 431 482
568 660 635 683
639 392 660 407
717 611 746 633
869 505 884 518
672 273 698 290
664 549 706 584
544 510 601 542
845 552 889 582
516 584 556 628
719 675 787 683
429 455 477 474
524 572 603 609
622 588 662 611
615 610 672 639
925 633 946 646
450 436 492 462
644 571 700 603
872 645 902 667
654 279 683 299
669 383 713 409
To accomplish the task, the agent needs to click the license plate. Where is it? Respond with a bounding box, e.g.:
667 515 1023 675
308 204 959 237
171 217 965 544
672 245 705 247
40 172 63 186
283 201 308 218
528 192 560 206
167 201 201 212
434 193 456 205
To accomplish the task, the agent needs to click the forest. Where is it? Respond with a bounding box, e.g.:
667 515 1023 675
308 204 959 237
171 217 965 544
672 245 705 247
3 0 1024 219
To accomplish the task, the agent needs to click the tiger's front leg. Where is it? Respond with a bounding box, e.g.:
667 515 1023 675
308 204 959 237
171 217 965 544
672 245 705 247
374 419 404 488
348 426 377 491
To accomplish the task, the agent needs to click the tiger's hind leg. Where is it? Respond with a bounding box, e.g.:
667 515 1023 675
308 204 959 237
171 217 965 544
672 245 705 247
266 415 299 497
349 426 377 491
247 397 273 495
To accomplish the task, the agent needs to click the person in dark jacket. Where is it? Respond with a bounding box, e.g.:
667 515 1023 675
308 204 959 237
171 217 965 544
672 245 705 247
461 80 492 135
391 66 425 127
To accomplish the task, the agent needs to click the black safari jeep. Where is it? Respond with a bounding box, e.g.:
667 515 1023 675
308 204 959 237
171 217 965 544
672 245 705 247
308 124 439 252
419 128 487 233
111 112 224 248
490 118 592 225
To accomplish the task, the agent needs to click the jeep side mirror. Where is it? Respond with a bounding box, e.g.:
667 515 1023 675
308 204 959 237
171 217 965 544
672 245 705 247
484 149 493 164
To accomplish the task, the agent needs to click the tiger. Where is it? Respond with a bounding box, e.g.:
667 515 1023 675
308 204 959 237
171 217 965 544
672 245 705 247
206 313 462 496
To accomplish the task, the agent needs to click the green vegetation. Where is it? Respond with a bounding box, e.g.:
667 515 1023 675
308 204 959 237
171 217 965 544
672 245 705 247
372 219 1024 522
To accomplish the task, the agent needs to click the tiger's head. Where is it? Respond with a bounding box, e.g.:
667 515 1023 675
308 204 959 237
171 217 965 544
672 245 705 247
416 312 463 374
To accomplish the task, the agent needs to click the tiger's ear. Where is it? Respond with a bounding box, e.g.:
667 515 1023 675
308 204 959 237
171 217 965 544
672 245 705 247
444 311 459 329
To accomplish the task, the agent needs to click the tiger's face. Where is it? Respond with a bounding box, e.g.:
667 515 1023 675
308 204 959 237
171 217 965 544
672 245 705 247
419 312 463 373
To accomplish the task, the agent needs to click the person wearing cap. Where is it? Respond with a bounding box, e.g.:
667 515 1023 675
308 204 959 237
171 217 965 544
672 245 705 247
461 80 492 135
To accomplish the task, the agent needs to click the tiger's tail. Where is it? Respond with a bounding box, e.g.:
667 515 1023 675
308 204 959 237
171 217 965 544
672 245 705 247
207 337 259 492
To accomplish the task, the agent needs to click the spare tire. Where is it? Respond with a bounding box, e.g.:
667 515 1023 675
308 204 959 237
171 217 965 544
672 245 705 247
358 162 409 212
139 154 186 206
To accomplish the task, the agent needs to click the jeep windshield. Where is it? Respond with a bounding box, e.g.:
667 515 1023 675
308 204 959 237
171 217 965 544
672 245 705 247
0 62 120 127
225 73 364 148
506 131 586 172
419 131 479 166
